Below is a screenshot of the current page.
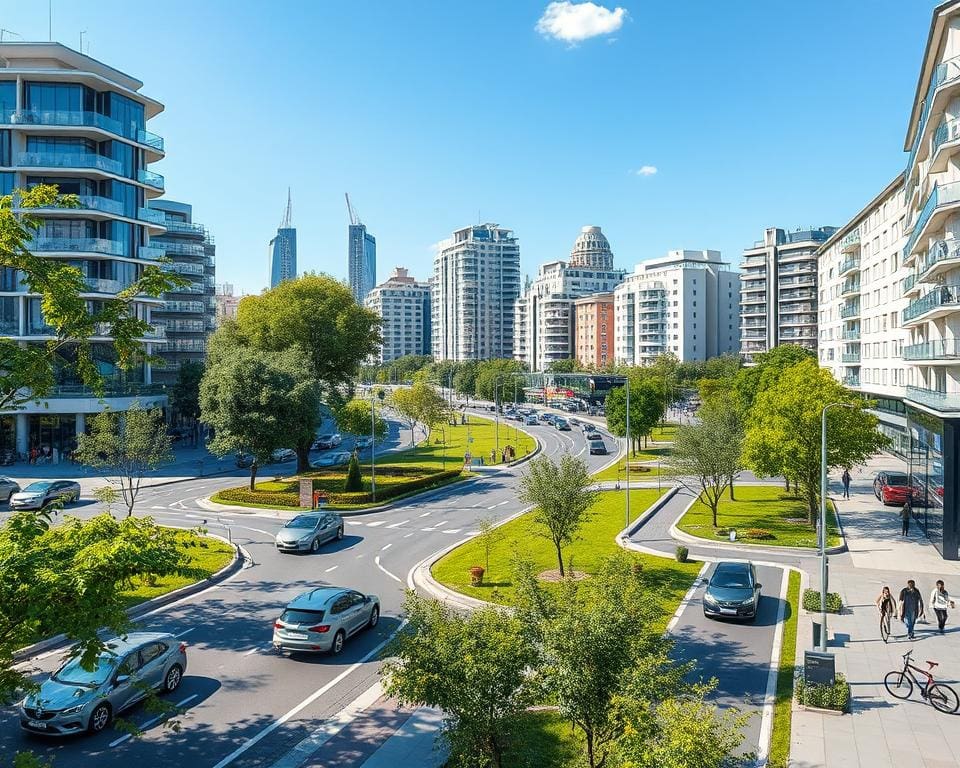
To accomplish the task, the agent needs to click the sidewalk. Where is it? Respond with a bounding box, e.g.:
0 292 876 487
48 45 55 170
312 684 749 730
790 453 960 768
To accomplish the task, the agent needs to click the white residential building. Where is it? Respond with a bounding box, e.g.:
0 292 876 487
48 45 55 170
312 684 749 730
365 267 431 364
513 226 624 371
431 224 521 361
614 250 740 365
740 227 836 362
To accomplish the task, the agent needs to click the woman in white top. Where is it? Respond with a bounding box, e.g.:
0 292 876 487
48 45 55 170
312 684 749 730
930 580 956 634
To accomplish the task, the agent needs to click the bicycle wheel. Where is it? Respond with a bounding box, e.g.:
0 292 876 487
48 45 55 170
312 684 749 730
928 683 960 714
880 614 891 643
884 670 914 700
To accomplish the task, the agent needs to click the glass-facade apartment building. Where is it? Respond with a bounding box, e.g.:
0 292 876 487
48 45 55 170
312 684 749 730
0 43 168 460
349 223 377 303
268 226 296 289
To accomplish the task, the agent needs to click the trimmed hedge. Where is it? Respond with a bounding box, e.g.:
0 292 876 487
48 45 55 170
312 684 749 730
216 488 301 507
795 671 850 712
803 588 842 614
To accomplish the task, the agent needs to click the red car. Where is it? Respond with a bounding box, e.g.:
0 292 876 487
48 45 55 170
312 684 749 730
874 471 912 505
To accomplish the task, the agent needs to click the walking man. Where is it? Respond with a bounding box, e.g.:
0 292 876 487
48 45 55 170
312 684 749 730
841 468 851 499
899 579 924 640
930 580 956 634
901 500 912 536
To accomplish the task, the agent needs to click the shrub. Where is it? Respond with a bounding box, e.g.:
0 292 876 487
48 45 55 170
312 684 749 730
344 454 363 492
745 528 775 540
715 528 730 537
795 671 849 712
470 565 485 586
216 488 302 507
675 545 689 563
803 588 842 614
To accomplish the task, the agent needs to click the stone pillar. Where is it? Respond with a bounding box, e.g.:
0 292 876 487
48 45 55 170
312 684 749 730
15 413 28 456
75 412 86 436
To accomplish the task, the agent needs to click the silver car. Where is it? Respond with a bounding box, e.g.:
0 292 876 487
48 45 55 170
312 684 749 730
10 480 81 510
19 632 187 736
273 586 380 655
275 512 344 553
0 476 20 502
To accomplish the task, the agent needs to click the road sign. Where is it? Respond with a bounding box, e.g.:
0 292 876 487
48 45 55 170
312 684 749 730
804 650 836 687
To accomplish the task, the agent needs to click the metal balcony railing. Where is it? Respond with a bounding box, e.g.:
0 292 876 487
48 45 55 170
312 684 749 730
902 339 960 361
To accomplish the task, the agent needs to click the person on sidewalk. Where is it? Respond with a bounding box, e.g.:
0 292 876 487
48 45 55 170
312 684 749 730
900 500 912 536
899 579 924 640
841 468 852 499
876 585 897 617
929 580 956 634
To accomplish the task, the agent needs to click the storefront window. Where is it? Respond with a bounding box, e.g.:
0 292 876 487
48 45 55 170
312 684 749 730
908 409 945 556
27 414 77 463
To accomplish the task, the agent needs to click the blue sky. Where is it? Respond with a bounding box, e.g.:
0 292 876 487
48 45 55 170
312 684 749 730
0 1 936 295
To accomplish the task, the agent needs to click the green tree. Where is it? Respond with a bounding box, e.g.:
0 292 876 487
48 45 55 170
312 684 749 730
0 512 186 702
344 453 363 492
475 515 501 574
743 359 888 523
547 358 582 373
383 593 537 768
170 361 204 443
517 455 598 577
733 344 816 411
474 359 526 402
200 342 319 489
234 274 381 472
605 373 665 454
667 400 745 525
335 398 388 441
74 402 174 517
452 360 479 400
390 382 449 449
0 184 182 411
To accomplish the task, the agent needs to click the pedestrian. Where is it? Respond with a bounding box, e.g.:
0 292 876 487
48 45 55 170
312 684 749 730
876 585 897 617
841 468 851 499
901 500 912 536
899 579 924 640
929 580 956 634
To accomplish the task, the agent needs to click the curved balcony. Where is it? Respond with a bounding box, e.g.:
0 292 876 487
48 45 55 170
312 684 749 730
905 54 960 185
903 273 920 298
83 277 124 294
162 220 207 237
164 262 206 276
915 238 960 285
840 301 860 319
155 241 207 257
903 181 960 260
839 256 861 276
902 339 960 362
31 237 126 257
904 385 960 413
930 117 960 174
841 279 861 296
137 169 165 191
138 245 166 261
17 151 122 175
902 283 960 325
5 109 164 157
138 207 167 226
840 230 861 253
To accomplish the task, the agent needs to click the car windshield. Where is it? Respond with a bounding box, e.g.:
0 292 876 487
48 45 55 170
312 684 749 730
711 569 751 589
280 608 325 625
53 653 118 687
885 474 908 486
286 516 319 529
318 435 332 441
23 482 52 493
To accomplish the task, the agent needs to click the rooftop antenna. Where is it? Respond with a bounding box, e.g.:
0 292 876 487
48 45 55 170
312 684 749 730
281 187 292 228
0 29 22 43
79 30 87 54
48 0 52 42
344 192 360 226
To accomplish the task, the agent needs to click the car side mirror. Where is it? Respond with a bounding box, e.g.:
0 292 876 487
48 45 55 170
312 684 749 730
364 596 371 603
755 583 762 590
114 675 130 687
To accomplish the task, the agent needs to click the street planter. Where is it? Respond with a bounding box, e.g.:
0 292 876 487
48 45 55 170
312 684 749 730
469 566 485 586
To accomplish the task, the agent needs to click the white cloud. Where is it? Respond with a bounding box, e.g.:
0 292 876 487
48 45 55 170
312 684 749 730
536 1 627 43
634 165 658 176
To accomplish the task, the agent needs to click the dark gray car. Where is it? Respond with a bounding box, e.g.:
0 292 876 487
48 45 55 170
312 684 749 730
19 632 187 736
703 561 762 621
275 512 344 553
0 476 20 502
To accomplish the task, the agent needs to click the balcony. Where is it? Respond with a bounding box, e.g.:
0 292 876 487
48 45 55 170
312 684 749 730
902 339 960 361
902 284 960 324
779 276 815 288
138 245 166 261
931 117 960 173
905 53 960 183
162 220 206 236
137 169 165 191
164 262 206 276
83 277 123 294
741 282 767 292
840 230 861 253
840 301 860 319
841 351 861 363
138 207 167 225
903 181 960 259
17 151 122 175
5 109 164 154
164 301 204 313
903 273 919 296
841 279 861 296
31 237 125 256
842 328 861 340
904 385 960 413
843 375 861 387
42 382 166 399
916 238 960 285
155 241 206 257
838 256 861 276
158 319 205 332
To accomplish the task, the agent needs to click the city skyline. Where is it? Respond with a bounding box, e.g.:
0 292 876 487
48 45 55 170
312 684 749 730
0 1 931 296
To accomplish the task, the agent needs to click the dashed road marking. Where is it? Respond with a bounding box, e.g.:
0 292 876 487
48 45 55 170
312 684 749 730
176 627 196 638
443 529 461 534
419 511 431 517
366 521 385 527
387 519 409 528
324 565 339 573
374 555 402 583
109 694 198 747
381 543 392 551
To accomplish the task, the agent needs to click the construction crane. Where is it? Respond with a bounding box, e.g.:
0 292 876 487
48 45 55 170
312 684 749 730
344 193 361 226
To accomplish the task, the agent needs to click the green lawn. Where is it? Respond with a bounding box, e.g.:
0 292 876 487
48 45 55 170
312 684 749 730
431 489 702 627
592 452 668 482
676 485 841 548
768 570 801 768
504 710 583 768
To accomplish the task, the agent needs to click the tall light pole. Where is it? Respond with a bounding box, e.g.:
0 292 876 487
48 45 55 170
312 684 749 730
819 401 855 651
625 376 631 528
371 389 385 502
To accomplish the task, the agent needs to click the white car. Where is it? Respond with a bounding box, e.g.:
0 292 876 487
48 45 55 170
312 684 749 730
270 448 297 463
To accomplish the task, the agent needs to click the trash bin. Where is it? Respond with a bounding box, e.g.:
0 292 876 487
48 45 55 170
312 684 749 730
812 621 822 648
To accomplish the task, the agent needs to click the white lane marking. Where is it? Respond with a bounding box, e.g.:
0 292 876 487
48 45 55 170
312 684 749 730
386 519 409 529
496 500 510 507
486 504 498 510
109 694 198 747
419 512 431 517
209 627 403 768
443 529 461 534
243 646 263 656
381 543 393 551
404 532 414 538
324 565 339 573
234 525 273 536
267 682 384 768
756 569 790 766
374 555 402 583
151 505 167 510
366 521 385 527
346 520 363 526
421 527 436 532
466 530 480 536
472 503 483 508
447 499 457 506
176 627 196 638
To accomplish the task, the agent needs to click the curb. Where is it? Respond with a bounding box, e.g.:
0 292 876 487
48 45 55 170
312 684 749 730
13 530 246 663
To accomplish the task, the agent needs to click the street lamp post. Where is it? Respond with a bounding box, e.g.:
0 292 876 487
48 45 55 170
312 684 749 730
371 389 385 502
819 401 855 651
625 377 631 529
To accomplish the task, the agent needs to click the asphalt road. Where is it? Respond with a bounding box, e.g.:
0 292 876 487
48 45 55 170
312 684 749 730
0 410 620 768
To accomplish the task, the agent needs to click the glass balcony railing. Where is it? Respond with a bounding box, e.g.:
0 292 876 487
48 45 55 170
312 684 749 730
164 301 205 313
31 237 125 256
162 220 206 236
933 116 960 157
905 385 960 413
841 280 861 296
3 109 164 153
137 169 165 190
903 274 918 294
17 151 122 175
840 230 861 252
843 375 861 387
83 277 124 294
137 128 164 152
902 284 960 323
43 382 167 398
138 245 166 261
840 302 861 319
903 181 960 259
902 339 960 361
904 54 960 183
841 352 861 363
842 329 861 340
163 262 206 275
839 256 861 275
138 206 167 225
154 241 206 257
915 238 960 284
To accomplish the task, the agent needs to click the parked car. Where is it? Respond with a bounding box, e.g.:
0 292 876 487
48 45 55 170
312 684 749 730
270 448 297 463
588 439 607 455
19 632 186 736
235 451 255 468
539 413 554 423
273 586 381 655
585 431 602 441
525 415 538 426
555 419 571 431
310 451 352 469
874 470 912 505
9 480 80 511
313 434 342 450
354 436 374 451
0 476 21 502
275 512 344 553
702 561 762 621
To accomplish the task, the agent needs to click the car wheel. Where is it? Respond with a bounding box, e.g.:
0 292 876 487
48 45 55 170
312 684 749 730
336 526 344 541
164 664 183 693
368 605 380 629
331 629 345 655
88 702 112 734
311 538 320 553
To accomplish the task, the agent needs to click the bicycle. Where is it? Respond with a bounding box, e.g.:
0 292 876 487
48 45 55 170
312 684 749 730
880 610 892 643
884 650 960 713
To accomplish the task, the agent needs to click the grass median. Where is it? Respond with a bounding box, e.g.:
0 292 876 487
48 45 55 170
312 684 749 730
768 569 801 768
676 485 842 548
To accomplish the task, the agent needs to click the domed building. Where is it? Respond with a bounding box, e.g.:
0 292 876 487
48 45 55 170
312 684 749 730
513 226 625 371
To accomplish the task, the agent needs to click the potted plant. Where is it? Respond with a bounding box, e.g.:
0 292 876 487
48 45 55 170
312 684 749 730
469 565 485 586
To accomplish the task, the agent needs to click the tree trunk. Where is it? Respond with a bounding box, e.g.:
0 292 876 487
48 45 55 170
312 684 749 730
807 486 818 526
729 476 736 501
586 729 596 768
555 539 565 577
711 499 718 527
249 464 258 491
295 440 310 474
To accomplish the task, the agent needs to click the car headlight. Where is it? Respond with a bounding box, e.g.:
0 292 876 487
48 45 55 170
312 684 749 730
741 594 756 605
62 703 86 715
703 593 718 606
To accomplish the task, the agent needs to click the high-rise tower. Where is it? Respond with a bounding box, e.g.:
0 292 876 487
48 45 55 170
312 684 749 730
346 193 376 302
268 189 297 288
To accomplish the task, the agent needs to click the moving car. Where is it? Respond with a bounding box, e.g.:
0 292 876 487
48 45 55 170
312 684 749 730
585 431 602 441
874 470 912 505
275 512 344 553
270 448 297 463
10 480 80 511
310 451 352 469
702 561 762 621
313 434 342 450
19 632 186 736
555 419 571 431
525 415 539 426
588 439 607 455
0 476 20 502
273 586 380 655
354 436 374 451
